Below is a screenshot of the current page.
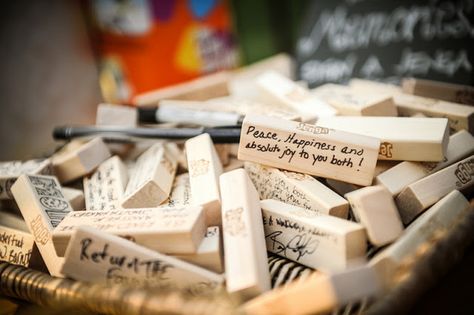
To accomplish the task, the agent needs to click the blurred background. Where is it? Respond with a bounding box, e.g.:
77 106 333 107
0 0 472 160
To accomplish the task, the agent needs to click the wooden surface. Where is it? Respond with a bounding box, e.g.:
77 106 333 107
53 206 206 256
245 161 348 218
316 116 450 161
61 226 223 291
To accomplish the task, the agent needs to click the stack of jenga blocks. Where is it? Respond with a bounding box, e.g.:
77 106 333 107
1 54 473 315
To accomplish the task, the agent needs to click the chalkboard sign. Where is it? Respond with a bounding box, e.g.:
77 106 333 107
296 0 474 87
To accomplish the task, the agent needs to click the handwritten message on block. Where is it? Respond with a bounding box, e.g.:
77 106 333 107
0 159 51 200
238 114 380 186
11 174 74 276
261 199 366 271
84 156 128 211
53 206 206 256
61 226 223 293
245 162 348 218
0 225 35 267
161 173 192 208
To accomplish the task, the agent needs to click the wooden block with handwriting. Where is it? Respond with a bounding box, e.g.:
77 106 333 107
376 130 474 195
121 143 176 208
186 133 223 226
256 71 336 122
174 226 223 273
11 174 74 276
53 206 206 256
393 93 474 134
317 116 449 161
402 78 474 105
371 190 470 291
0 225 36 267
396 155 474 225
134 71 231 106
345 186 403 247
238 114 380 186
261 199 366 271
96 103 137 126
243 266 379 315
220 169 271 300
61 226 223 291
245 162 348 218
161 173 192 208
312 83 397 116
62 187 85 211
84 156 128 211
52 138 111 183
0 159 51 200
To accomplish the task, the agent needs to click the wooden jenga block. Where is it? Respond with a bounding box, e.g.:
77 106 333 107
0 225 35 267
53 206 206 256
161 173 192 208
317 116 450 161
61 226 223 291
312 83 397 116
260 199 366 271
349 78 402 95
0 159 51 199
376 130 474 195
345 186 403 246
256 71 337 123
164 142 188 172
245 162 349 218
396 155 474 225
370 190 470 291
174 226 223 273
84 156 128 211
238 114 380 186
186 134 223 226
243 266 379 315
52 138 111 183
228 53 294 98
134 71 231 106
95 103 137 126
121 143 177 208
62 187 85 211
220 169 271 300
393 93 474 134
11 175 74 276
402 78 474 105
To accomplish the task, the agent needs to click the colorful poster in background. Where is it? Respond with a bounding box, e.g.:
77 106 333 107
91 0 238 103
